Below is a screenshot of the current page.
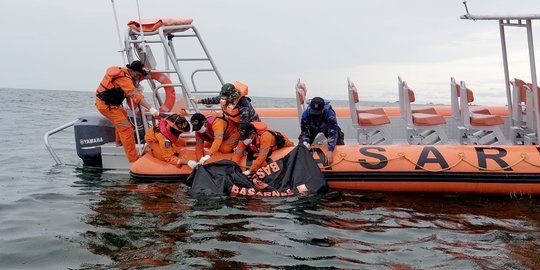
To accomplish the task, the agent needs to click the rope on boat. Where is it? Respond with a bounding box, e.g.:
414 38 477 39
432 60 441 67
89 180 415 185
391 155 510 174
400 153 464 172
460 155 525 171
238 151 538 172
329 152 534 172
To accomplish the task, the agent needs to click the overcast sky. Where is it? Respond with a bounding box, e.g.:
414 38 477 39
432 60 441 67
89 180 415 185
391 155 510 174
0 0 538 104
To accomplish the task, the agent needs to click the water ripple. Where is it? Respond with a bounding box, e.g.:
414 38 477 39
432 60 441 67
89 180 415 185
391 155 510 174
75 185 540 269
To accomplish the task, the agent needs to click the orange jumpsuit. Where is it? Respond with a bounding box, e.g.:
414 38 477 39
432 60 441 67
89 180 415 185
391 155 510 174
232 131 294 173
95 67 144 162
195 117 240 160
144 127 187 166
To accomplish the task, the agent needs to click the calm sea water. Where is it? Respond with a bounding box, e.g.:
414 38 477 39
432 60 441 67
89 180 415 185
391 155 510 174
1 88 539 270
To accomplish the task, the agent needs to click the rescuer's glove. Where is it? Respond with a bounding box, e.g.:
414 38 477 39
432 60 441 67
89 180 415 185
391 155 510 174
199 155 211 165
187 160 198 169
149 107 159 117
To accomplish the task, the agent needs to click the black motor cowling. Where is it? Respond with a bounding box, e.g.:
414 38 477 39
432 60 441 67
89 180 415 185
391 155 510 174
74 113 115 167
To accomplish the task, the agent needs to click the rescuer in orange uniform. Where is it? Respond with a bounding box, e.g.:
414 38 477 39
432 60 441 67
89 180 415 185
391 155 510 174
144 113 198 168
196 82 260 125
232 122 294 176
95 60 160 162
190 113 240 164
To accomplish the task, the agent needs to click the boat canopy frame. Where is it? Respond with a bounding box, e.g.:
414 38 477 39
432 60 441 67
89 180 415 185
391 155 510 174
124 24 225 117
118 23 226 153
460 14 540 144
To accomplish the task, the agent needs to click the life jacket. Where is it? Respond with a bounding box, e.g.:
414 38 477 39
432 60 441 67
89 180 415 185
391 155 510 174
96 67 131 106
198 115 229 142
221 81 249 124
158 119 179 143
247 122 286 153
305 99 335 130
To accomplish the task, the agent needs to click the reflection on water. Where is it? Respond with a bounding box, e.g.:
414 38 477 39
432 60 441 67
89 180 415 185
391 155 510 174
77 169 540 269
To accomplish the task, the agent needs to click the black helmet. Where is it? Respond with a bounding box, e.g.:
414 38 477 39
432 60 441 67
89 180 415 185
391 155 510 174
239 122 255 140
190 113 206 131
165 114 189 135
126 60 148 76
219 83 237 99
309 97 325 116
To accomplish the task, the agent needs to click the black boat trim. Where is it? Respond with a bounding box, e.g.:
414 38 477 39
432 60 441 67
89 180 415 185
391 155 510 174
323 172 540 183
130 171 540 184
130 171 188 181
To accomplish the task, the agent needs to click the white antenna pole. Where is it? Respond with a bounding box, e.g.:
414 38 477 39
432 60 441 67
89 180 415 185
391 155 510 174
110 0 126 65
136 0 147 55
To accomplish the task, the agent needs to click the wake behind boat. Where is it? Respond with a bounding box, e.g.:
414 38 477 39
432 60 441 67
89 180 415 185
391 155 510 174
44 9 540 194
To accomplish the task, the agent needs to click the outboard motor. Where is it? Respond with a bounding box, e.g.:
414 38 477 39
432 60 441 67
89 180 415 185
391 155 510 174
74 113 115 167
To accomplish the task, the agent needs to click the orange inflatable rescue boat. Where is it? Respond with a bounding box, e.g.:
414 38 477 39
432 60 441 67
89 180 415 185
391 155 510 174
130 142 540 194
43 15 540 195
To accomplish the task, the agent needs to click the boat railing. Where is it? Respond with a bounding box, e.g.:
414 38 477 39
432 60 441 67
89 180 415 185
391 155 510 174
122 22 226 157
125 23 224 115
44 119 78 165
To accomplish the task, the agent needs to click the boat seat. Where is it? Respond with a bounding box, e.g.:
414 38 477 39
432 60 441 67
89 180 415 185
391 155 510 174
348 82 389 116
465 92 492 115
295 79 308 124
450 78 491 117
348 78 392 144
454 79 506 145
470 113 504 126
510 78 539 144
358 112 391 126
412 112 446 126
399 76 448 145
408 90 447 126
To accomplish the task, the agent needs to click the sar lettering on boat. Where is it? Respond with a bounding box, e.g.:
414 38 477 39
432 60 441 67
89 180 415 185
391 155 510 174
358 146 388 169
415 146 450 170
475 147 512 171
